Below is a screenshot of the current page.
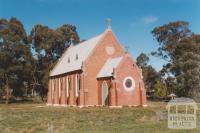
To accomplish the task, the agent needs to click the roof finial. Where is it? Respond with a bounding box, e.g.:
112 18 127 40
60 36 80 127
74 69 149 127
125 45 129 53
70 37 74 45
106 18 111 29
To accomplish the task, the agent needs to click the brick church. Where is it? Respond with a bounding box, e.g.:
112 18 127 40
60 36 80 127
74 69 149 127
47 21 147 107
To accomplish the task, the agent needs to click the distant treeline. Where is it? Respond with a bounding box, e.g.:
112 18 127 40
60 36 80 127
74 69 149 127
137 21 200 102
0 17 80 103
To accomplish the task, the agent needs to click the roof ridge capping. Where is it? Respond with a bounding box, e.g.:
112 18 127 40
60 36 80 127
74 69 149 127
72 32 105 47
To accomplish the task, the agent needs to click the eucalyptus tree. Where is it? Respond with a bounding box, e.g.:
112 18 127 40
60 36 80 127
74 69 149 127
152 21 200 101
29 24 80 100
0 18 33 103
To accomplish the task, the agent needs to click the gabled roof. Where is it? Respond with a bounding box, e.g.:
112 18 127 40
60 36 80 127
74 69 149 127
97 56 123 78
50 33 104 76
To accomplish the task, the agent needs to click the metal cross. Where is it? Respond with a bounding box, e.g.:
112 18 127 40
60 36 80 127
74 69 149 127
106 18 111 29
125 45 129 53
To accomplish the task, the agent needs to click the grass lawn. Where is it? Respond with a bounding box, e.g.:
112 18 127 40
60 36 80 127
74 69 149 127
0 102 199 133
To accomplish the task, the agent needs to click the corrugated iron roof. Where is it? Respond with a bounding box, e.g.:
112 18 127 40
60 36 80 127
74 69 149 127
97 56 123 78
50 33 104 76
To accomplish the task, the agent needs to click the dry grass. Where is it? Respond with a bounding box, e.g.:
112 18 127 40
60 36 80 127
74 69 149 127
0 102 199 133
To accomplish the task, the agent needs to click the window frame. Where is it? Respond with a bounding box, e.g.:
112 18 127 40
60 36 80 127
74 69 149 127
123 76 135 91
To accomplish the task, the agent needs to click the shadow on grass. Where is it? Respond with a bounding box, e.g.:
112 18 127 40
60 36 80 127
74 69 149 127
0 98 45 104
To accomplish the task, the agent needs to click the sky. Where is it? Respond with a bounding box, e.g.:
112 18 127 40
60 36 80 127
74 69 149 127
0 0 200 70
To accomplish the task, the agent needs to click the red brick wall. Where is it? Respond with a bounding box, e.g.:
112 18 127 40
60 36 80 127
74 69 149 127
48 72 82 106
60 77 67 105
115 54 147 106
83 29 125 105
47 29 146 107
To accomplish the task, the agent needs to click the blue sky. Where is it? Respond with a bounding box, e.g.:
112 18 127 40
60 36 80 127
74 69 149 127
0 0 200 70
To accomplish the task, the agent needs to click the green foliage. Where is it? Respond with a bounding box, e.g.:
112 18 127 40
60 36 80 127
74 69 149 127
136 53 167 98
0 17 80 102
136 53 149 69
29 24 80 100
136 53 160 93
165 76 177 94
152 21 200 101
172 35 200 100
0 17 33 98
153 80 167 97
151 21 191 60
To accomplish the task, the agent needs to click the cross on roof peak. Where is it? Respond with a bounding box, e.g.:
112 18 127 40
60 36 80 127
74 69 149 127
106 18 111 29
125 45 129 53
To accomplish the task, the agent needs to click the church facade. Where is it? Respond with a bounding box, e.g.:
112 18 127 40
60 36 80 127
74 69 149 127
47 25 147 107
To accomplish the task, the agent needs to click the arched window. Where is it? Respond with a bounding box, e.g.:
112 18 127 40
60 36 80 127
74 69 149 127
59 78 62 98
75 74 80 97
66 76 70 97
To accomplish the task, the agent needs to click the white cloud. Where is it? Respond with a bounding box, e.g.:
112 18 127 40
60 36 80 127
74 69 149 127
141 15 158 24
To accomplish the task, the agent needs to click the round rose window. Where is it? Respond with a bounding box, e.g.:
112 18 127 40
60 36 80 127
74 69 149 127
105 46 115 55
123 77 135 91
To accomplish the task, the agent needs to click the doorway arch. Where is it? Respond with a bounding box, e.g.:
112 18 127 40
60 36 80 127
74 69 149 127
102 81 109 106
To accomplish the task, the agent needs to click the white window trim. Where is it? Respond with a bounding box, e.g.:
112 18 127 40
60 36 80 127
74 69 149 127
123 76 135 92
59 78 61 97
75 74 79 97
66 76 69 97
